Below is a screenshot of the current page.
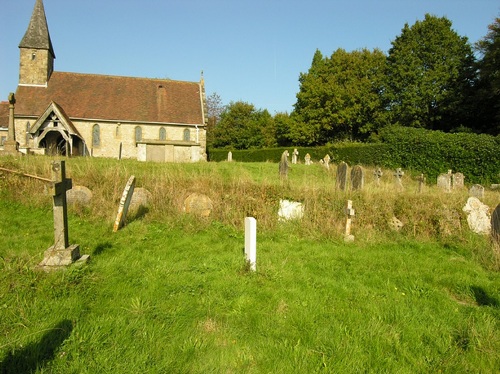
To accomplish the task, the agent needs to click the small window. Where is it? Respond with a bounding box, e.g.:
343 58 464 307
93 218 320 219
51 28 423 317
183 129 190 141
92 124 100 147
135 126 142 142
159 127 166 141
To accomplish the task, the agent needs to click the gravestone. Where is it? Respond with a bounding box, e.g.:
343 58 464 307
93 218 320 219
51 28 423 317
66 185 92 206
394 168 404 189
292 149 299 164
437 170 452 192
452 173 465 190
389 217 404 232
463 197 491 235
304 153 311 166
344 200 355 242
245 217 257 271
113 176 136 232
129 187 152 216
323 154 331 169
279 150 289 178
492 204 500 250
437 207 461 237
336 162 348 191
227 151 233 162
184 193 213 217
373 168 383 186
278 199 304 221
417 174 425 193
469 184 484 199
38 161 85 269
350 165 364 191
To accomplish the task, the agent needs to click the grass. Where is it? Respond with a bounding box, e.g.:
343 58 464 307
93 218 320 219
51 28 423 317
0 155 499 372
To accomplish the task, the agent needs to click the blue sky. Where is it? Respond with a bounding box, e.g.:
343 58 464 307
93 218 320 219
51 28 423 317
0 0 498 114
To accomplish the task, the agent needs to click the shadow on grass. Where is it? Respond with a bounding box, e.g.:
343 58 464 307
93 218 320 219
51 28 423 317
471 286 499 307
93 242 113 256
0 319 73 374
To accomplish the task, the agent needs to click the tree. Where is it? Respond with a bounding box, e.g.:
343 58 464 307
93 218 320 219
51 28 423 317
205 92 225 148
473 16 500 135
212 101 273 149
293 48 388 144
386 14 475 131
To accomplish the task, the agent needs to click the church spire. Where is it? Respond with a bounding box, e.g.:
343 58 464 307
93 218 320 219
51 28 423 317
19 0 55 58
18 0 55 86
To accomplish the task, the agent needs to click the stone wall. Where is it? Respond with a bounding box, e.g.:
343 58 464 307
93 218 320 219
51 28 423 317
19 48 53 86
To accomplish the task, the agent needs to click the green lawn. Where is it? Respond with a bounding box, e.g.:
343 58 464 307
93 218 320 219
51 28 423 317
1 198 499 373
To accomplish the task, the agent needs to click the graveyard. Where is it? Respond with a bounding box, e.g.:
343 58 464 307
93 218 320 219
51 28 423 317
1 155 499 372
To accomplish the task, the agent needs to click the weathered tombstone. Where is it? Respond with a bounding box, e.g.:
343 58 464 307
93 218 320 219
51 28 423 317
292 148 299 164
184 192 213 217
66 185 92 206
278 199 304 221
129 187 152 216
344 200 355 242
463 197 491 235
38 161 85 269
227 151 233 162
417 174 425 193
113 176 136 232
245 217 257 271
437 207 461 237
394 168 404 189
373 168 383 186
279 150 289 178
469 184 484 199
350 165 364 191
304 153 311 166
389 216 404 232
491 204 500 250
336 162 348 191
452 172 465 190
437 170 452 192
323 154 331 169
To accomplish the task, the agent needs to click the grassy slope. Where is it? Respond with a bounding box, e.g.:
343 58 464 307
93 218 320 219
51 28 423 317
1 198 499 373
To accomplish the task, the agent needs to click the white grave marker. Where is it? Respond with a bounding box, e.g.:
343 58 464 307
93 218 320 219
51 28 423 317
245 217 257 271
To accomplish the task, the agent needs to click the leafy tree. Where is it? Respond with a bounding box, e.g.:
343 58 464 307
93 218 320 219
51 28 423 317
212 101 273 149
206 92 225 148
473 16 500 135
386 14 475 131
293 48 388 144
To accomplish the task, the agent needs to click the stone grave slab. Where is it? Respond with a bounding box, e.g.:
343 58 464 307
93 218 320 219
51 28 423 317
336 162 348 190
66 185 92 206
113 176 136 232
463 197 491 235
184 193 213 217
350 165 364 191
469 184 484 199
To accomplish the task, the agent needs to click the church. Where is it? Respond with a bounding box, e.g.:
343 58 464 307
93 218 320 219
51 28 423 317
0 0 207 162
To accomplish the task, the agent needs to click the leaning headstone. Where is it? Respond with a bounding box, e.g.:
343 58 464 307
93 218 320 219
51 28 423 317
66 185 92 206
491 204 500 250
278 199 304 221
292 148 299 164
227 151 233 162
279 150 289 179
373 168 383 186
336 162 348 191
394 168 404 189
437 170 452 192
350 165 364 191
113 176 136 232
245 217 257 271
184 193 213 217
344 200 355 242
452 172 465 190
304 153 311 166
463 197 491 235
323 154 331 170
469 184 485 199
38 161 86 269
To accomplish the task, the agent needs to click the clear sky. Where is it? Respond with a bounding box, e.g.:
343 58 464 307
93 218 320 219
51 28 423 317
0 0 498 114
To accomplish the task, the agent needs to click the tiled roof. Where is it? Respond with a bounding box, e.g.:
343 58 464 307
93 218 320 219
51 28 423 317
0 102 9 129
19 0 55 58
15 72 204 125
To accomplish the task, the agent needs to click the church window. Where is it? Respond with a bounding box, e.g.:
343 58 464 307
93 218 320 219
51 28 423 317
92 124 100 147
183 129 190 141
159 127 166 140
135 126 142 142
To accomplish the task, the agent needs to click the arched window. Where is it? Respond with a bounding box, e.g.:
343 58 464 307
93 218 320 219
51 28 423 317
159 127 166 141
92 124 100 147
183 128 190 141
135 126 142 142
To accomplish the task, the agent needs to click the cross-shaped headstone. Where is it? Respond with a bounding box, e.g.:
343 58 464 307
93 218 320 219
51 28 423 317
344 200 355 242
373 168 383 186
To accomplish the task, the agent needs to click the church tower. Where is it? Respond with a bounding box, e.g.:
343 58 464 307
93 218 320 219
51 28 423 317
18 0 56 86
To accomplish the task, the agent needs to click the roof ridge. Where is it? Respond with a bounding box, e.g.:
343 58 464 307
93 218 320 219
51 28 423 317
52 71 199 84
